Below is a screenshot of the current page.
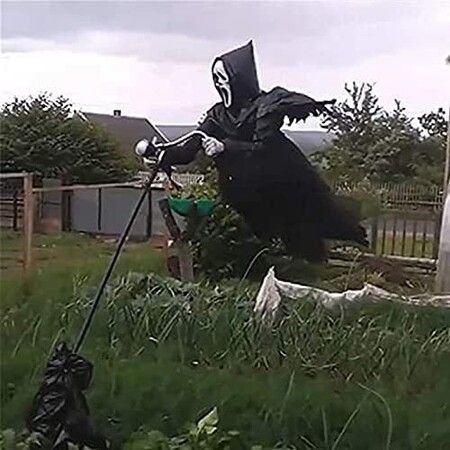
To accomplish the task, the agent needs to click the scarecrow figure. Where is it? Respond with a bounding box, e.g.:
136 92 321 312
150 41 368 262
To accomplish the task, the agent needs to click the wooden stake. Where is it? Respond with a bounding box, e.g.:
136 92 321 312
177 241 194 282
23 173 34 282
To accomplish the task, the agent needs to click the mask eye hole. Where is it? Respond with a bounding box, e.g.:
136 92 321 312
216 71 227 82
213 60 229 84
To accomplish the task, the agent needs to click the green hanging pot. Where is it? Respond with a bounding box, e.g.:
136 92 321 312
195 198 215 216
168 197 215 217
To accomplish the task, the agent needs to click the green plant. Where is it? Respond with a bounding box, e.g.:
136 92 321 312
314 83 446 186
170 170 270 279
2 270 449 448
333 180 384 219
125 408 245 449
0 93 134 183
0 429 47 450
171 179 217 201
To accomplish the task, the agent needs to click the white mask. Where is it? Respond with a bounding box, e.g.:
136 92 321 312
212 59 232 108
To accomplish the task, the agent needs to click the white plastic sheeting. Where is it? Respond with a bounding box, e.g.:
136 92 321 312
255 267 450 322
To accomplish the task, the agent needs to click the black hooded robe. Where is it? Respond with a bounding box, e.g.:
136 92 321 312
162 42 367 263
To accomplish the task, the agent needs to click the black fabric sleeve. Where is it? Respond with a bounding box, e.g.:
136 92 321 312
222 138 264 156
159 106 225 168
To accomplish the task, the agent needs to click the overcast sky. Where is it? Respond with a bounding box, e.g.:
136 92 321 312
1 0 449 129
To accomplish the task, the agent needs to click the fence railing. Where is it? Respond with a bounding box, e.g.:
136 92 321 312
1 175 444 271
0 190 24 230
332 181 443 262
366 209 441 260
333 182 443 210
0 172 34 278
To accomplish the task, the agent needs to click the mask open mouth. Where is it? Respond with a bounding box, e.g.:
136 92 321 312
218 85 232 108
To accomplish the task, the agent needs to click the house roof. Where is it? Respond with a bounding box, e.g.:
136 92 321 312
79 111 332 172
79 111 168 156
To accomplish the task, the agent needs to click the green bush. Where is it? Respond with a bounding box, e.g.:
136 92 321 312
177 171 381 280
0 93 135 183
172 169 275 279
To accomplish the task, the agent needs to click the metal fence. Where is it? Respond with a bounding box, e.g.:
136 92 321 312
0 179 24 230
333 181 443 210
68 186 171 238
334 182 444 261
0 173 34 277
366 209 441 260
1 176 444 263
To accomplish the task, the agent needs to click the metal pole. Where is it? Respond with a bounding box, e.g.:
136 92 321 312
52 126 203 444
74 183 149 351
52 159 163 447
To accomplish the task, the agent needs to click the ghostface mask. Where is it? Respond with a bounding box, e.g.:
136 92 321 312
212 59 232 108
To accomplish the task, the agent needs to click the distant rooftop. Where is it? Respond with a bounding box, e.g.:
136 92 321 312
79 110 166 156
79 111 333 169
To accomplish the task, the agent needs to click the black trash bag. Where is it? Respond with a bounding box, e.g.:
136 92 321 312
26 342 108 449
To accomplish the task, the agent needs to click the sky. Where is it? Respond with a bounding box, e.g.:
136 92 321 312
1 0 449 129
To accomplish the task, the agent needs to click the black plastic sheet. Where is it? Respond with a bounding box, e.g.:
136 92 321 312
26 342 108 449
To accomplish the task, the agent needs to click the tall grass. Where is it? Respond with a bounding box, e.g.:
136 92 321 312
1 272 449 448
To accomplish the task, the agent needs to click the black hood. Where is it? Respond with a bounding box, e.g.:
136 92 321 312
212 41 261 109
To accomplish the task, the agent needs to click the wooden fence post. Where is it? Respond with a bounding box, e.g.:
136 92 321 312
177 241 194 282
432 210 443 260
12 189 18 231
23 173 34 281
370 216 378 254
158 198 195 281
61 173 72 232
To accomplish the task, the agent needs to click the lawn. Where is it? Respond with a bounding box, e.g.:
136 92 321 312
0 231 166 308
1 230 166 275
1 231 449 449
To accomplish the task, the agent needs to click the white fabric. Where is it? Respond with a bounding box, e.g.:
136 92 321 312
197 112 208 126
203 136 225 157
439 181 450 253
135 139 149 156
255 267 450 322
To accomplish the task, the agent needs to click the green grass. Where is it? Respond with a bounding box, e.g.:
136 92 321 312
1 267 449 448
0 231 166 309
0 230 166 274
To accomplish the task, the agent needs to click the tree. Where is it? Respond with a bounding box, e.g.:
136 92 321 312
372 100 420 181
0 93 134 183
418 108 448 139
411 108 448 186
315 83 421 184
